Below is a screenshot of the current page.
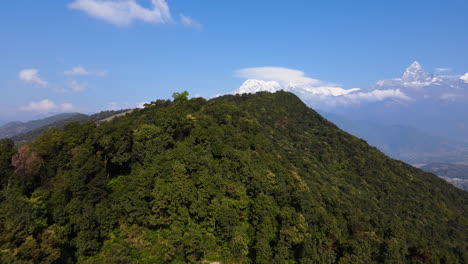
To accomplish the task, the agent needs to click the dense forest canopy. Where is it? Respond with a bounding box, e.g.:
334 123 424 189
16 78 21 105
0 91 466 263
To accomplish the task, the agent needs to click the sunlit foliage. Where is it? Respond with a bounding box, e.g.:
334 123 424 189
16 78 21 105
0 92 466 263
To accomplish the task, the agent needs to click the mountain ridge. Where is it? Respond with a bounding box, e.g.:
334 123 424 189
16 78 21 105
9 109 130 142
0 91 466 263
0 113 82 139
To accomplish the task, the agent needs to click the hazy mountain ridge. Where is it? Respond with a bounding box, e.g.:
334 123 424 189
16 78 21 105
322 112 468 164
0 113 82 139
421 163 468 190
4 110 130 143
421 163 468 180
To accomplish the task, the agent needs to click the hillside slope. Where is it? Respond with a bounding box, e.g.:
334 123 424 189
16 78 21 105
0 92 466 263
0 113 82 139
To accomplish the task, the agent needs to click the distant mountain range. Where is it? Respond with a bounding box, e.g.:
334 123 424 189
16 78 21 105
0 110 130 142
337 62 468 142
321 112 468 165
0 113 82 139
372 61 468 91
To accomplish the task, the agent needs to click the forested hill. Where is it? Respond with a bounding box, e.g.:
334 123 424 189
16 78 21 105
0 91 466 263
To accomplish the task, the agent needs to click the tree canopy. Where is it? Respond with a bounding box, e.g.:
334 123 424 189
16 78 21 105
0 91 466 263
172 91 189 102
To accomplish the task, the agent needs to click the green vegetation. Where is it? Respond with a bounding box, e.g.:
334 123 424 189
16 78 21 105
172 91 189 102
0 91 466 263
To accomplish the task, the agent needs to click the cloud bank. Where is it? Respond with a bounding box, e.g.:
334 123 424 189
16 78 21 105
236 67 322 86
21 99 74 113
19 69 48 87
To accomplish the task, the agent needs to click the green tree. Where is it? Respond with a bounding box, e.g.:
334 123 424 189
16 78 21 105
172 91 189 102
0 138 15 189
0 91 466 263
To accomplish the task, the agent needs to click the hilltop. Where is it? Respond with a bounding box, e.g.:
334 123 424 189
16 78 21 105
0 91 466 263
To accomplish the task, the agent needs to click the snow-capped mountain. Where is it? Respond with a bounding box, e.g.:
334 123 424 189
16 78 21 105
231 79 360 96
234 79 283 94
401 61 434 84
232 80 360 97
232 62 467 107
372 61 468 90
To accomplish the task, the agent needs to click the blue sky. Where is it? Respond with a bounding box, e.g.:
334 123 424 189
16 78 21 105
1 0 467 121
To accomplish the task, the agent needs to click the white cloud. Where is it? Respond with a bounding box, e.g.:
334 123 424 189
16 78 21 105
236 67 323 86
234 67 359 98
69 0 172 26
294 88 410 106
435 67 452 73
296 86 360 97
54 81 87 93
180 14 202 30
460 73 468 83
70 80 87 92
20 99 74 113
19 69 48 87
64 66 107 77
337 89 410 105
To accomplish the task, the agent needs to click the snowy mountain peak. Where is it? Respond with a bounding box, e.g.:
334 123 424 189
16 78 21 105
232 79 362 97
370 62 468 98
232 79 283 95
401 61 433 83
409 61 422 69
